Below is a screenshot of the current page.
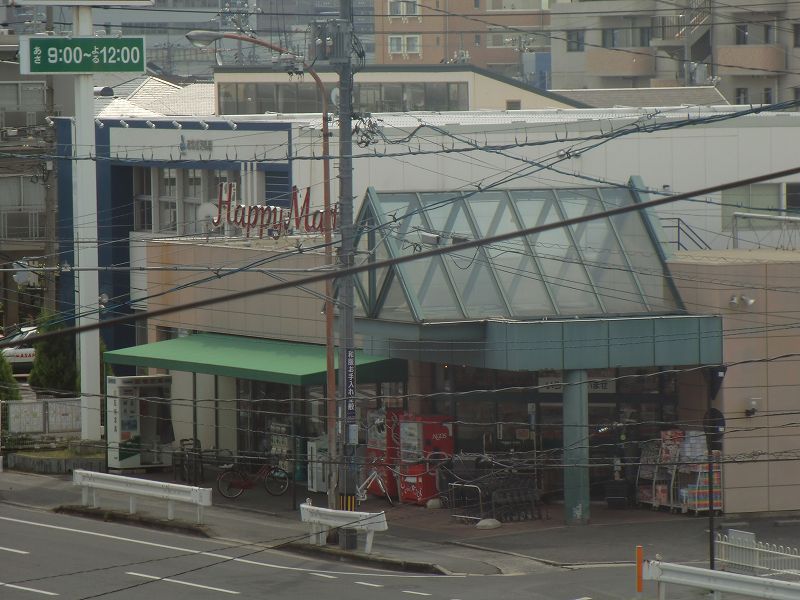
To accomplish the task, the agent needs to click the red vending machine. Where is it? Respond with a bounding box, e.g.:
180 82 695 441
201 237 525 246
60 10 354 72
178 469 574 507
364 409 402 500
398 415 453 505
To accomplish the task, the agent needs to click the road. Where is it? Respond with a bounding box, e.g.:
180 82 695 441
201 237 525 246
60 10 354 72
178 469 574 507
0 502 662 600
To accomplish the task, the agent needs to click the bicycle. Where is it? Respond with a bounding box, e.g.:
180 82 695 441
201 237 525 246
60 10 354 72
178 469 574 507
356 465 394 505
216 457 290 498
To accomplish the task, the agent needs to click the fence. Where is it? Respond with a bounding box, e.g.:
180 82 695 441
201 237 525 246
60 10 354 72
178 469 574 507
717 531 800 579
7 398 81 436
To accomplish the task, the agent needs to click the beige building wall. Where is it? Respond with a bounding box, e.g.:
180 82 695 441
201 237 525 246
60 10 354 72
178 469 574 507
670 249 800 514
146 237 328 345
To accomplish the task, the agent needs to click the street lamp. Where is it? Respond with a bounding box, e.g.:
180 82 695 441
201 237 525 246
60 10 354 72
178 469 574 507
186 30 338 508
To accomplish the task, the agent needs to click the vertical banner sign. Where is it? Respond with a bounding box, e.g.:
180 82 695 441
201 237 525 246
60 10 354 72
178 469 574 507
345 349 357 442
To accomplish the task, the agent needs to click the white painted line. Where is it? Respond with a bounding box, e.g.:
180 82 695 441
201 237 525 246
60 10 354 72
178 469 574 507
573 597 592 600
0 581 58 596
354 581 383 587
311 573 337 579
126 572 239 595
402 591 432 596
0 546 29 554
0 515 463 579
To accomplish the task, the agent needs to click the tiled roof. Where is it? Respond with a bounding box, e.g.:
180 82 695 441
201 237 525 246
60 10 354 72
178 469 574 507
138 83 215 116
550 86 729 108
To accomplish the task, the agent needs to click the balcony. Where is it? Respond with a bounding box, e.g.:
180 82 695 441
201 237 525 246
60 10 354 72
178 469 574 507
716 45 785 76
586 46 655 77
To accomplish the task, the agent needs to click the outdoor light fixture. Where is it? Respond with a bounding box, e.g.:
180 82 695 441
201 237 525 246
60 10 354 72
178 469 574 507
45 116 54 127
729 294 756 308
199 120 209 130
745 398 760 417
228 120 238 130
146 120 156 129
185 30 224 47
94 118 104 128
172 120 182 129
119 120 129 128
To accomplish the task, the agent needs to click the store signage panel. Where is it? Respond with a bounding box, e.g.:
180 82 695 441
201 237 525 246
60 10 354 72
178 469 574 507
20 36 146 74
108 127 291 163
537 371 616 393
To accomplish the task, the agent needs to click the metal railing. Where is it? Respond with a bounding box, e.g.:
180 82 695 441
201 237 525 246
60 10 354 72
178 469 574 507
717 531 800 579
659 217 711 251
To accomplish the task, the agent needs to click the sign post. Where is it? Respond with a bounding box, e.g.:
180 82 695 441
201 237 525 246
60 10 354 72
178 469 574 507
16 0 149 441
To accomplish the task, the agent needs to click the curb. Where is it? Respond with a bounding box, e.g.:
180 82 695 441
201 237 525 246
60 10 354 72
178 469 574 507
54 505 212 538
282 541 451 575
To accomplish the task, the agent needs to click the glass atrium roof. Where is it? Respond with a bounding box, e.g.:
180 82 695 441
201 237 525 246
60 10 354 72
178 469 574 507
352 185 682 323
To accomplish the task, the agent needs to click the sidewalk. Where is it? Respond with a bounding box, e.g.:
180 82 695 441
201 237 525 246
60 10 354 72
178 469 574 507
3 469 800 575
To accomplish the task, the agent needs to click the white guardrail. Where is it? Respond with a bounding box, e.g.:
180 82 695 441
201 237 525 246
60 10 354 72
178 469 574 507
300 503 388 554
642 559 800 600
73 469 212 525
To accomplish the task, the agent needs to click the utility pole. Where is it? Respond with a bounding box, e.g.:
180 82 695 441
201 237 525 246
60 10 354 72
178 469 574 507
334 0 358 547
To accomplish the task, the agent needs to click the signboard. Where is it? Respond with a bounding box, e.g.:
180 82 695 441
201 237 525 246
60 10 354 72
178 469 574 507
345 348 357 443
20 36 146 74
13 0 153 6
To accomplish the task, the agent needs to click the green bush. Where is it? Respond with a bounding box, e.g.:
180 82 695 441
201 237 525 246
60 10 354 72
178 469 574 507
0 351 20 431
28 313 78 397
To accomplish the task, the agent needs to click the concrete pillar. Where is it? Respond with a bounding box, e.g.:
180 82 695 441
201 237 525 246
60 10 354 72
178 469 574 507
563 369 589 525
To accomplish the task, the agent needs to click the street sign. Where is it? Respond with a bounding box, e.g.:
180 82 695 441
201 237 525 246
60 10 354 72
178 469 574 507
19 36 146 74
13 0 153 6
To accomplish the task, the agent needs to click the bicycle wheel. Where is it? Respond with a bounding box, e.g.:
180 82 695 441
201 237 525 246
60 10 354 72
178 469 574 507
217 469 246 499
264 466 289 496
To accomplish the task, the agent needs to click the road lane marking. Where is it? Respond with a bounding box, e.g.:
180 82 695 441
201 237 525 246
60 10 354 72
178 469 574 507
126 572 239 595
0 515 463 579
0 546 29 554
402 592 432 596
311 573 337 579
0 582 58 596
354 581 383 587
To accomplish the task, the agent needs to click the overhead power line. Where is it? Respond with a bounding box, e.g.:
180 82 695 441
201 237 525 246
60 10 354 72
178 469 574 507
5 163 800 351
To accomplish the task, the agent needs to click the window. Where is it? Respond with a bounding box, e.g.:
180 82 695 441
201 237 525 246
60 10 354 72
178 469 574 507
134 167 151 196
735 24 748 45
389 36 403 53
735 87 749 104
764 24 774 44
566 30 585 52
763 87 773 104
406 36 420 54
159 168 177 197
184 169 201 198
134 198 152 231
602 27 648 48
388 0 418 16
159 200 177 232
474 34 481 46
506 99 521 110
794 24 800 47
787 183 800 211
474 0 479 7
794 87 800 110
721 183 780 230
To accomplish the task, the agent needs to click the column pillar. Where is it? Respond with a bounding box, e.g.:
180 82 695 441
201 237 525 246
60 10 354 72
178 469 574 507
563 369 589 525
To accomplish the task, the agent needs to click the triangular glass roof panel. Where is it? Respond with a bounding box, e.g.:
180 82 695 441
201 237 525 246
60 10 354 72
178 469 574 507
557 188 644 314
512 189 602 315
376 271 415 322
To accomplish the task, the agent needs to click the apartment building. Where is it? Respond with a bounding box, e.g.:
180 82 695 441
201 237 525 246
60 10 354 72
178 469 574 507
373 0 551 84
550 0 796 105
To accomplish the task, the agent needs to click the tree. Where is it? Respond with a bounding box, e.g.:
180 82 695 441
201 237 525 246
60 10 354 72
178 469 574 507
0 351 21 433
28 314 78 397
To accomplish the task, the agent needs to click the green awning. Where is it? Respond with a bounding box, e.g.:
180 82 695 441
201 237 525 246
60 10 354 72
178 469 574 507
104 333 407 386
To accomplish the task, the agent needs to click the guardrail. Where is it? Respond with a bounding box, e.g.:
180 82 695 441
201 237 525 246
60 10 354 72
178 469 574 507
299 503 387 554
641 559 800 600
73 469 212 524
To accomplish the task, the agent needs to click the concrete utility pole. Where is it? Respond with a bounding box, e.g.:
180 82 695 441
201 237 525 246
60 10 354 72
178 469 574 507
335 0 358 545
73 5 102 441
